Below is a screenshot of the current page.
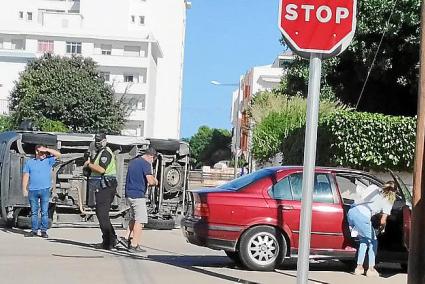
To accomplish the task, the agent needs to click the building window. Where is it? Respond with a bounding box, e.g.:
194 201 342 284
27 12 33 21
124 74 137 83
18 11 24 19
101 44 112 55
131 15 135 23
66 41 81 54
123 46 140 57
38 40 54 53
100 72 110 82
11 39 24 50
139 16 145 25
137 95 146 110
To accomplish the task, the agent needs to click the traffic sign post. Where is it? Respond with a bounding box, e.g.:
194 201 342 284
278 1 356 283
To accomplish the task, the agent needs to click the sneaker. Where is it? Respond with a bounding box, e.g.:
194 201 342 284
25 231 38 237
40 232 48 239
129 245 146 253
119 236 131 249
366 269 380 277
353 267 364 276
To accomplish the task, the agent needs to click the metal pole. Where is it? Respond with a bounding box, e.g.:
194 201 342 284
296 53 322 284
234 79 241 179
408 1 425 282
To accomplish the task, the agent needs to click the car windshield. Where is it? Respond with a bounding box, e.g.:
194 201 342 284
218 168 275 191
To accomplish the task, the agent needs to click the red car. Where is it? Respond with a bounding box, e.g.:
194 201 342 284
182 166 411 271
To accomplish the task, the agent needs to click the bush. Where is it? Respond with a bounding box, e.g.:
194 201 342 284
251 95 346 161
282 111 416 171
0 116 13 132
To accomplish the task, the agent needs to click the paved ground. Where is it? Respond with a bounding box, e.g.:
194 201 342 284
0 226 406 284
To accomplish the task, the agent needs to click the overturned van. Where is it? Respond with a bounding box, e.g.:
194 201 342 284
0 131 190 229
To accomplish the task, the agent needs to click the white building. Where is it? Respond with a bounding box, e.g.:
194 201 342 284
231 51 294 167
0 0 190 139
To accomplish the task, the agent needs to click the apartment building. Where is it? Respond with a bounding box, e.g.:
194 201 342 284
0 0 190 139
231 51 294 167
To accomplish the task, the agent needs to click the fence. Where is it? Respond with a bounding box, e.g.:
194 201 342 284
189 170 235 187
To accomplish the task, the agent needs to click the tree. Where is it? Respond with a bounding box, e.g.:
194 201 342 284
188 126 231 168
279 0 420 116
10 54 126 133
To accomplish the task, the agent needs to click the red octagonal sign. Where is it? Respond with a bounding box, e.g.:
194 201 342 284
279 0 356 56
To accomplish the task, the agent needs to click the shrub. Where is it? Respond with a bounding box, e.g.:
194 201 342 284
282 111 416 171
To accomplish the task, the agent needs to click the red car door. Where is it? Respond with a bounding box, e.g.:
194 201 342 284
268 170 346 250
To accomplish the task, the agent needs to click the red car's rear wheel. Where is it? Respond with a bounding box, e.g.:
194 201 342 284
239 225 287 271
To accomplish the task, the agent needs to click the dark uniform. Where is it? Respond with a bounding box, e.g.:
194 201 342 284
89 141 118 250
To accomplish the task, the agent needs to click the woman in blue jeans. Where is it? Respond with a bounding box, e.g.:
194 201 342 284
347 181 397 277
22 145 61 238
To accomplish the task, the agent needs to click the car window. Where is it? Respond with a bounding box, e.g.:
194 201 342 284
288 173 334 203
218 168 274 191
269 176 293 200
336 174 380 203
314 174 334 203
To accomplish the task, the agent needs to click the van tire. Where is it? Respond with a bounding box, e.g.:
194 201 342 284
17 216 52 229
145 218 175 230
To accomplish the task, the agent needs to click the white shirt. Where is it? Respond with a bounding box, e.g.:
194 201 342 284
354 184 394 217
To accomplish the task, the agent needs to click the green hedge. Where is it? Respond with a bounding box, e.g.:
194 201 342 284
282 111 416 171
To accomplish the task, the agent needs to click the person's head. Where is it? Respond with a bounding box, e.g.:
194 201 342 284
35 144 47 159
142 147 157 164
95 133 107 149
381 180 397 202
382 181 397 193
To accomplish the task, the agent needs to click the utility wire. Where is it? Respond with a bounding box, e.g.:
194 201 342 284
355 0 399 109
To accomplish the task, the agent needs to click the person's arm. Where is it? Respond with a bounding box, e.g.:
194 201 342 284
84 149 111 174
143 160 158 186
22 173 29 197
38 146 61 159
146 175 158 186
380 213 389 226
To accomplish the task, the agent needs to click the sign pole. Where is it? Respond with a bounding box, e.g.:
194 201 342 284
296 53 322 284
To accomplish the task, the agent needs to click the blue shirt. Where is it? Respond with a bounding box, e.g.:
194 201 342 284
23 156 56 191
125 157 152 199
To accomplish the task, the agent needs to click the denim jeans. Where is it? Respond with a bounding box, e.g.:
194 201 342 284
348 206 377 267
28 188 50 233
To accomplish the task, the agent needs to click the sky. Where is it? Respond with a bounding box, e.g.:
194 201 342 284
181 0 284 138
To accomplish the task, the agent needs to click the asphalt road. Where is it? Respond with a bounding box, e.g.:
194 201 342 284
0 226 406 284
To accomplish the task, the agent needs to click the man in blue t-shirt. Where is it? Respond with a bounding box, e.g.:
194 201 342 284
22 145 61 238
122 147 158 252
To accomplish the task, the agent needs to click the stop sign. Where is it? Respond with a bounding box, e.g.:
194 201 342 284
279 0 356 56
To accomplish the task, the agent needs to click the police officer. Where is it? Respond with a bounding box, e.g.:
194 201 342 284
84 133 118 250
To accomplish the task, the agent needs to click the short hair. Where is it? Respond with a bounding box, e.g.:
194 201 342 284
95 133 107 142
35 144 46 151
144 147 157 157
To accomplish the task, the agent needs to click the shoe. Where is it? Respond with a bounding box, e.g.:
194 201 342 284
353 267 364 275
40 232 48 238
129 245 146 253
366 269 379 277
119 236 131 249
25 231 38 237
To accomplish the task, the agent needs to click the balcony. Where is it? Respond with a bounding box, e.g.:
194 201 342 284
90 55 148 69
40 11 83 30
112 82 147 95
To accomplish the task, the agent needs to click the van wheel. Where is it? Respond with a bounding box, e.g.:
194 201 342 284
17 216 53 229
239 226 286 271
145 218 175 230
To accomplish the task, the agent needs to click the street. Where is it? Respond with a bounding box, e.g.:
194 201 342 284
0 226 406 284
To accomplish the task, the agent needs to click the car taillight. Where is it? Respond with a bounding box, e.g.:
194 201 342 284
194 202 209 217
